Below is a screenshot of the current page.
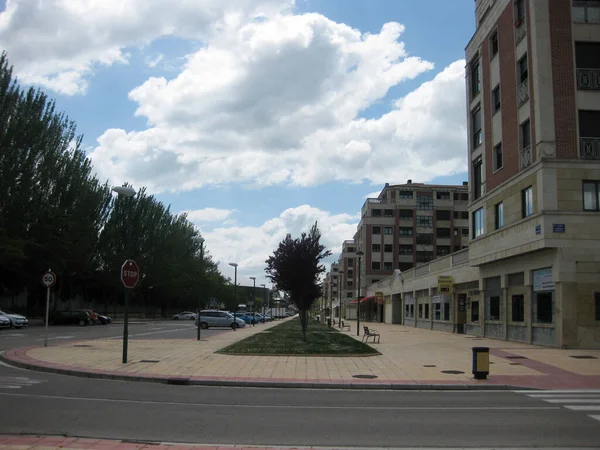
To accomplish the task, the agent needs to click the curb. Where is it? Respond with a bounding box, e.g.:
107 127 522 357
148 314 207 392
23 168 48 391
0 349 532 391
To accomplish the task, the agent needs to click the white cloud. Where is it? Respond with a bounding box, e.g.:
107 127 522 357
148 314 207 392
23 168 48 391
144 53 164 69
364 190 382 199
183 208 234 222
195 205 358 286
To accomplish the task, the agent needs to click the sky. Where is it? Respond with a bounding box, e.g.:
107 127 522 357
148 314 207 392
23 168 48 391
0 0 475 288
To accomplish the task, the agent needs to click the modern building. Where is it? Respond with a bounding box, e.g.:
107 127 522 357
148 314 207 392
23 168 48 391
363 0 600 349
337 240 356 319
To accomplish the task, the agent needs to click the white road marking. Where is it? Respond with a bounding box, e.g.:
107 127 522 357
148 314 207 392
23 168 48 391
565 406 600 411
590 415 600 422
519 389 600 425
0 392 560 410
35 335 74 341
0 376 46 390
543 399 600 403
513 389 600 394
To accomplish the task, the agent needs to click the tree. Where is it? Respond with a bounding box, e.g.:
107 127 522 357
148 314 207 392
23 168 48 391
265 221 331 340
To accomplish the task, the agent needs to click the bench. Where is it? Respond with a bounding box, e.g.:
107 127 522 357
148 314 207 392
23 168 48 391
341 320 351 331
362 326 380 343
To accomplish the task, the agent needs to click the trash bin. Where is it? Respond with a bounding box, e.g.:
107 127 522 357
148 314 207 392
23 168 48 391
472 346 490 380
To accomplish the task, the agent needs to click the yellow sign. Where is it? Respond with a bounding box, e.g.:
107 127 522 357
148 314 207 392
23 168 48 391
437 276 453 295
375 291 384 303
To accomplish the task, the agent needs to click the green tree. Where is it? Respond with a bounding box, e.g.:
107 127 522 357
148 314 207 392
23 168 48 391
265 222 331 340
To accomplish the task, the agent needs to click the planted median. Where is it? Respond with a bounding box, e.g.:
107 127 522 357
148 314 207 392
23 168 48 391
217 317 379 356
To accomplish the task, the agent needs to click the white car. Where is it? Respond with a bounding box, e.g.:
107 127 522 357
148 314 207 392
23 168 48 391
172 311 197 320
0 315 11 329
0 310 28 328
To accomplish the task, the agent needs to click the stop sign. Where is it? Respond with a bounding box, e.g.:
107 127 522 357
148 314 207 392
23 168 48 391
121 259 140 289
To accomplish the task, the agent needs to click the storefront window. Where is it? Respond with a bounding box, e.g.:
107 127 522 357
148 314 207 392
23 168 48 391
471 301 480 322
535 292 553 324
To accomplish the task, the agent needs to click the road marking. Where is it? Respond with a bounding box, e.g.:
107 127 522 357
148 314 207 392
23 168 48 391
0 376 46 390
35 335 74 341
590 415 600 422
543 399 600 403
1 333 25 337
513 389 600 394
0 392 561 410
111 326 198 339
565 406 600 411
527 393 600 398
518 389 600 424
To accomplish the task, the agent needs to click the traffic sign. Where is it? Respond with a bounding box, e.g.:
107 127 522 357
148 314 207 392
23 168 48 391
42 270 56 288
121 260 140 289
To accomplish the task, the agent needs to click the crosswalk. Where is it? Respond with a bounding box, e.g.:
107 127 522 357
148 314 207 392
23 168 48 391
514 389 600 423
0 376 46 390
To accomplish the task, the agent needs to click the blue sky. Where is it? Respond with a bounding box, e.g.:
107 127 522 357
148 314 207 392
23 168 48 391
0 0 475 285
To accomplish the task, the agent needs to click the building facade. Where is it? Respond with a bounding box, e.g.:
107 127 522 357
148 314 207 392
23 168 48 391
364 0 600 349
337 240 356 319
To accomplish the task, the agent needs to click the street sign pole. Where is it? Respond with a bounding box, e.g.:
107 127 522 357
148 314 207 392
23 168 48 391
41 269 56 348
121 260 139 364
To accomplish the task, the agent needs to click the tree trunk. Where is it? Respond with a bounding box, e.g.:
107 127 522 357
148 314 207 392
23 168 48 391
300 309 308 341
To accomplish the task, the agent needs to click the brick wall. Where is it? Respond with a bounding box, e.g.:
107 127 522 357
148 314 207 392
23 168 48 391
549 0 577 159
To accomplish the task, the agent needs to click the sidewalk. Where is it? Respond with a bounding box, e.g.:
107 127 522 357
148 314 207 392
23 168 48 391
2 320 600 390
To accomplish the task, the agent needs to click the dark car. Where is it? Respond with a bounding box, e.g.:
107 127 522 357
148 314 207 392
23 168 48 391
96 313 112 325
49 310 91 326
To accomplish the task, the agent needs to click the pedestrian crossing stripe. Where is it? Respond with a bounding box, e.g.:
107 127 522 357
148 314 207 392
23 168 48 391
0 376 46 389
514 389 600 423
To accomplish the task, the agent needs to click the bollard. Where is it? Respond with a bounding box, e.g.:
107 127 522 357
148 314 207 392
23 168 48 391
472 346 490 380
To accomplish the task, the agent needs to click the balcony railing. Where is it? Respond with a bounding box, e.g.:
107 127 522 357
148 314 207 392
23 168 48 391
515 18 527 43
573 1 600 23
576 68 600 90
580 137 600 160
520 145 533 169
518 79 529 105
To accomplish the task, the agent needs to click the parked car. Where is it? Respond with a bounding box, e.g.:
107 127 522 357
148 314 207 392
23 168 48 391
49 310 91 326
96 313 112 325
195 310 246 330
0 309 28 328
0 315 11 329
173 311 197 320
82 309 99 325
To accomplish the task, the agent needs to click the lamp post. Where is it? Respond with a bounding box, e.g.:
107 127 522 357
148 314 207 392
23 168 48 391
260 283 266 318
356 250 364 337
229 263 238 329
249 276 256 325
193 236 204 341
338 270 344 328
112 184 136 364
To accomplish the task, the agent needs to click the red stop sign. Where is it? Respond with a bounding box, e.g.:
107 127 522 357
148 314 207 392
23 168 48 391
121 259 140 289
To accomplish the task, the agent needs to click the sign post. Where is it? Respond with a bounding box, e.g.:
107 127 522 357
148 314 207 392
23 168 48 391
120 259 139 364
41 269 57 347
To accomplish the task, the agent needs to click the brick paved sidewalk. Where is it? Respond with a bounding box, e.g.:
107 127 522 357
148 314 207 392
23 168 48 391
2 320 600 389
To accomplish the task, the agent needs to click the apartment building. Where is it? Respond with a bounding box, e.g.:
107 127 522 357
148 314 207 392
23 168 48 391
364 0 600 349
354 181 470 293
337 240 357 319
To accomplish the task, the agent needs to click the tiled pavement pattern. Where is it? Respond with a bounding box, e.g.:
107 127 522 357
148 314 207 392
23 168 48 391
2 321 600 389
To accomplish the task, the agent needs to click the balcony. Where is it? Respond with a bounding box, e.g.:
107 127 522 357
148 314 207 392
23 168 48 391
576 68 600 90
580 137 600 159
518 79 529 106
515 18 527 44
573 1 600 23
520 145 532 169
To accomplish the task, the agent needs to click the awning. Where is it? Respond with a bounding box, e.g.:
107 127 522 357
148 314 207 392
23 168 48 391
349 296 375 305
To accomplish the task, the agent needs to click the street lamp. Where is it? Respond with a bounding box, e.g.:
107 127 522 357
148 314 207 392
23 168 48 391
192 236 205 341
338 270 344 328
111 184 136 364
229 262 238 329
260 283 266 318
356 250 364 337
249 276 256 325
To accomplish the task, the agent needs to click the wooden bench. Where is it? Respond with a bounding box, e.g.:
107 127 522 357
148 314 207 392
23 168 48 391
362 326 380 343
341 320 351 331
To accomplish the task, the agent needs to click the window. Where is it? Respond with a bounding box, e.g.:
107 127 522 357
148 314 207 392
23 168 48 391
444 300 451 321
490 30 498 57
518 55 528 84
418 304 423 319
347 280 353 287
470 57 480 98
520 119 531 149
347 247 355 252
384 226 393 235
512 295 525 322
399 209 413 220
492 85 501 113
437 246 451 256
495 202 504 229
399 245 413 255
435 303 441 320
371 261 381 270
436 191 451 200
462 228 469 236
583 181 600 211
347 270 353 278
347 258 354 265
399 227 413 236
416 251 433 262
372 244 381 252
573 1 600 23
424 304 430 319
384 209 394 217
515 0 525 22
522 186 533 218
436 228 451 238
472 105 482 148
416 216 433 228
473 158 483 200
416 196 433 210
384 262 393 271
436 210 451 220
487 296 501 321
416 233 433 245
372 226 381 235
535 292 553 324
462 211 469 219
384 244 393 252
471 301 480 322
493 143 503 171
595 293 600 321
473 207 484 238
372 209 382 217
398 191 413 199
347 292 353 298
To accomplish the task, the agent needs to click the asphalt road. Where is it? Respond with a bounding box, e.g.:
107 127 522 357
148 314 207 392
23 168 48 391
0 319 224 351
1 360 600 447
